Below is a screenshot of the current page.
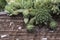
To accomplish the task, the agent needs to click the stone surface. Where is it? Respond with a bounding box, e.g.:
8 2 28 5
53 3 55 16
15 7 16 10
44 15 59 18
0 13 60 40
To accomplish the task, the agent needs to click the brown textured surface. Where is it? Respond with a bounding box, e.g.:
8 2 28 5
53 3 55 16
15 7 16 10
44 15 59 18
0 14 60 40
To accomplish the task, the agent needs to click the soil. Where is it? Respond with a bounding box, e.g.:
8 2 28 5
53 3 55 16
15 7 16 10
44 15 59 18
0 12 60 40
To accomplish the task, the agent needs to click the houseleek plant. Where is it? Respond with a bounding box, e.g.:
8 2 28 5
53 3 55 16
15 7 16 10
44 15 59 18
5 0 58 31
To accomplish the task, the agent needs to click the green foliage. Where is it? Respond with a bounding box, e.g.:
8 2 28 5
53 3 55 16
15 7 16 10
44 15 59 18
5 0 60 16
5 0 59 31
29 17 36 25
6 0 10 3
5 1 21 16
51 3 60 15
49 21 57 29
24 18 29 24
0 0 7 11
34 0 60 15
26 24 35 31
23 9 29 17
36 8 52 24
5 0 33 16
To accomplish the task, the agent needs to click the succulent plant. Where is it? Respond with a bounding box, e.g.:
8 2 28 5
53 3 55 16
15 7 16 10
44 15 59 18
36 8 52 25
49 21 57 30
5 0 59 31
26 24 35 32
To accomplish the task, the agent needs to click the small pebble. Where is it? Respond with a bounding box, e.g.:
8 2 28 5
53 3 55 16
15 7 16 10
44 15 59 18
16 38 19 40
1 35 8 38
49 31 54 32
10 22 14 26
18 26 22 30
41 38 47 40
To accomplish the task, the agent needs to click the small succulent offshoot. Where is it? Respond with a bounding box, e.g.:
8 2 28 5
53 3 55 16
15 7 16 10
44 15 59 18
49 21 58 30
26 24 35 32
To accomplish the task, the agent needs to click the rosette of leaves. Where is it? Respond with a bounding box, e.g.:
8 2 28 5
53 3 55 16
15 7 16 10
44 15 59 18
34 0 60 15
22 0 33 9
0 0 7 11
44 0 60 15
5 2 22 16
5 0 33 16
51 3 60 15
49 21 58 30
34 0 52 9
36 8 52 25
13 0 33 9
